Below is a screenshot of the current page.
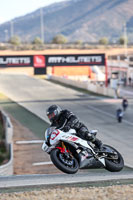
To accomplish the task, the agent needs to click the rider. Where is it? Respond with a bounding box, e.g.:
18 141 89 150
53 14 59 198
46 104 103 149
122 97 128 111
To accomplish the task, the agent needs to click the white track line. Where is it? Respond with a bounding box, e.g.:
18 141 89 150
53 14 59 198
15 140 44 144
32 161 53 166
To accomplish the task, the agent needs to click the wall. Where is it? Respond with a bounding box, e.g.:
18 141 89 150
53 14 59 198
0 111 13 175
49 75 115 98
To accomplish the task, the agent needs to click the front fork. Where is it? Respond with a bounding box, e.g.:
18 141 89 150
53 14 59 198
56 142 68 153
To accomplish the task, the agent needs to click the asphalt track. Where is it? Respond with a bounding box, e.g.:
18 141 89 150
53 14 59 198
0 170 133 189
0 74 133 188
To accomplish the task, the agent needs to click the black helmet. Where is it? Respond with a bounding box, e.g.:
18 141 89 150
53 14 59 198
46 105 62 123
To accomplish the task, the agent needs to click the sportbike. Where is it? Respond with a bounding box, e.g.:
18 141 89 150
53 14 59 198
42 127 124 174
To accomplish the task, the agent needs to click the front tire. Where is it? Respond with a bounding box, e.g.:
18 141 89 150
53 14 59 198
104 145 124 172
50 148 79 174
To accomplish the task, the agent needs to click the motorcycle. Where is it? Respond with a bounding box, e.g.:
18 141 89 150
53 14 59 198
116 108 123 123
42 127 124 174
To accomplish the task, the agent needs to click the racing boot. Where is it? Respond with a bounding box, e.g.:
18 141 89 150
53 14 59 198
92 138 103 150
85 131 103 150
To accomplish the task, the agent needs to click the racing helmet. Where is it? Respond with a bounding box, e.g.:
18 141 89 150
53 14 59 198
46 105 62 123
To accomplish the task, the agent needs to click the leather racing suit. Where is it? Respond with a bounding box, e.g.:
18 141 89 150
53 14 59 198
50 109 102 148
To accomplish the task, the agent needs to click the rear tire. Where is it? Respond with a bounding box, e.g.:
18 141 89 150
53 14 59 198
104 145 124 172
118 117 122 123
50 148 79 174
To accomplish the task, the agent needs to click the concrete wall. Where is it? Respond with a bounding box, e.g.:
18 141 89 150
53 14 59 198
0 144 13 175
49 75 115 98
0 111 13 175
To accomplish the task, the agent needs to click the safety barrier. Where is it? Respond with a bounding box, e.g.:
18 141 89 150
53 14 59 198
49 75 115 98
0 111 13 175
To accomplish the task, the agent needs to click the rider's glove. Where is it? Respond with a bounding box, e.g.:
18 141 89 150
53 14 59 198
63 126 70 132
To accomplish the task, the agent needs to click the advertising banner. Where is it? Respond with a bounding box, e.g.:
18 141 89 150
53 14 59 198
46 54 105 66
33 55 46 68
33 55 46 75
0 55 33 67
0 54 105 68
0 54 106 79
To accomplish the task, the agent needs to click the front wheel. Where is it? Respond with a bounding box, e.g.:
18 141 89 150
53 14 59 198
50 148 79 174
103 145 124 172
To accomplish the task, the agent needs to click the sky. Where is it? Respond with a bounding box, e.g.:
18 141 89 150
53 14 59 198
0 0 66 24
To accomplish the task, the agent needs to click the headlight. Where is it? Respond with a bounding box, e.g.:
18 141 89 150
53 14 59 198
42 141 49 152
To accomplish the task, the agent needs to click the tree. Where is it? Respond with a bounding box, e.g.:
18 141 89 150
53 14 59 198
119 36 128 45
52 34 67 44
99 37 108 45
9 35 21 45
74 40 83 45
32 37 43 45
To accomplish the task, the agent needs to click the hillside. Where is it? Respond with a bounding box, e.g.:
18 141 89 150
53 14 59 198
0 0 133 43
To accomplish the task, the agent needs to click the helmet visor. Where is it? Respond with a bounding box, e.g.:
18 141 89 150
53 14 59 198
47 112 55 121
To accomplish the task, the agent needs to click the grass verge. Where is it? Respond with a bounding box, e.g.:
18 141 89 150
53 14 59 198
0 93 49 139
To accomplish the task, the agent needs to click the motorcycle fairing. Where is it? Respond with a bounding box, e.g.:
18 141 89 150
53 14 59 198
49 129 95 152
44 128 106 167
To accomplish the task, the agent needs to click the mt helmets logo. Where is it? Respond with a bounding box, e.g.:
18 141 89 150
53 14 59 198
34 55 45 68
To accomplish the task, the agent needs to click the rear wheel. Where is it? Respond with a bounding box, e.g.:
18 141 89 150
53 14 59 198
103 145 124 172
118 117 122 123
50 148 79 174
